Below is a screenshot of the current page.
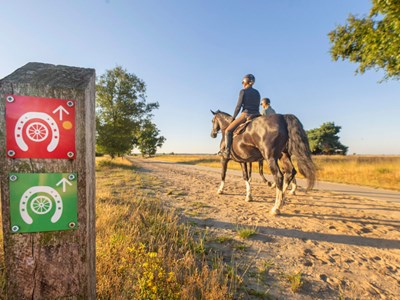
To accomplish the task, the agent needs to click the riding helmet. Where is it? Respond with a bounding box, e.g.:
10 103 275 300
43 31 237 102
242 74 255 84
262 97 270 104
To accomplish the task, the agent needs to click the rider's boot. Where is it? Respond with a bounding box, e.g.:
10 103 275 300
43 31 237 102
222 131 233 159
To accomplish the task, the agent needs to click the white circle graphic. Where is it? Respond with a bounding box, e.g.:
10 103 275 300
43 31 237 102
26 122 49 142
30 195 53 214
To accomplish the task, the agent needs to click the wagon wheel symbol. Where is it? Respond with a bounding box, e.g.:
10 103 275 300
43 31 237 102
30 195 53 215
26 122 49 142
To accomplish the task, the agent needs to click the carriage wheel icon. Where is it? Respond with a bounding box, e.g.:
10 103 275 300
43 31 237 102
30 195 53 214
26 122 49 142
15 112 59 152
20 186 63 225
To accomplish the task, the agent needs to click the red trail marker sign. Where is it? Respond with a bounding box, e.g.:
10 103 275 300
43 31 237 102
6 94 76 159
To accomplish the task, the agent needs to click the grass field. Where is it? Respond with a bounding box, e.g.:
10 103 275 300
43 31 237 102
96 157 236 299
0 154 398 298
0 157 236 299
149 154 400 191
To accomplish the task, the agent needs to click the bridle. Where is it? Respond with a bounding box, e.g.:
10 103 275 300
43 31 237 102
211 115 220 138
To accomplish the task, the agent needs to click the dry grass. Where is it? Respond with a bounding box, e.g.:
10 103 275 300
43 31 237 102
95 157 235 299
283 271 304 293
312 155 400 191
236 226 258 239
1 154 398 298
0 157 236 299
150 154 400 191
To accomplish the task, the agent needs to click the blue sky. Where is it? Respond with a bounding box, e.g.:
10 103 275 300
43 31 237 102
1 0 399 154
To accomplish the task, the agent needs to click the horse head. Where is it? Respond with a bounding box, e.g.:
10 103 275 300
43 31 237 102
210 109 220 138
210 110 232 138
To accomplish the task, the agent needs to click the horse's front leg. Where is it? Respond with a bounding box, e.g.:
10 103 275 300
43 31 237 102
217 158 229 194
248 162 252 182
240 162 252 202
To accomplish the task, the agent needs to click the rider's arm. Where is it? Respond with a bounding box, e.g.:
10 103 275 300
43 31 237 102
232 89 245 119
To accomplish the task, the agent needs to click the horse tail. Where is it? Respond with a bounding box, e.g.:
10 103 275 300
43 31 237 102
284 114 316 190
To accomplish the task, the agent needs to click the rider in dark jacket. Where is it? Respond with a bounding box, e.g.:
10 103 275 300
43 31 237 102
222 74 261 159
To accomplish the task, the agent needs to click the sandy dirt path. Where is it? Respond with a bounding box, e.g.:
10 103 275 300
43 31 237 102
132 158 400 299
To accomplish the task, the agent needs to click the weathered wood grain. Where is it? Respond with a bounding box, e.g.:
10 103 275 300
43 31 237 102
0 62 96 299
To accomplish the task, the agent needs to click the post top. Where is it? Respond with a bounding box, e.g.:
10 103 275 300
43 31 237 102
0 62 95 90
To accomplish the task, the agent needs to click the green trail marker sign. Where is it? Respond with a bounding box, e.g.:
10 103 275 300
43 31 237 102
1 63 96 298
9 173 78 233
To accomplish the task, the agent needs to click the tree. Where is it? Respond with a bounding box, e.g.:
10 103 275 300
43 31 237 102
328 0 400 80
96 66 159 158
135 119 166 157
307 122 348 155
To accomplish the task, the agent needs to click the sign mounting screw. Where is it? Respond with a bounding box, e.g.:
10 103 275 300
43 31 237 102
6 96 15 103
69 222 76 229
9 175 18 182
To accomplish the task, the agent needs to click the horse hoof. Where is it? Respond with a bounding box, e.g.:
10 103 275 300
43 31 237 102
245 196 253 202
289 191 296 195
217 189 224 195
270 208 280 216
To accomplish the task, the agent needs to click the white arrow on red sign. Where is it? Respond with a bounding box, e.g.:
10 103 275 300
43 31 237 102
52 105 70 121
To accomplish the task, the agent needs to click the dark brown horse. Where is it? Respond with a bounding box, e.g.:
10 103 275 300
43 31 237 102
218 155 297 195
210 110 315 215
252 160 297 194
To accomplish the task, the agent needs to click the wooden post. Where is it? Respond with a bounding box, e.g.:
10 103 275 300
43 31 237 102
0 62 96 299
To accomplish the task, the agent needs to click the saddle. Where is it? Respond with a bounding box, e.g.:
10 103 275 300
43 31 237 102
233 114 260 137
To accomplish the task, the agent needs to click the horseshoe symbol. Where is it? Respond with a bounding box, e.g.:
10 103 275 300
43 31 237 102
15 112 59 152
19 186 63 224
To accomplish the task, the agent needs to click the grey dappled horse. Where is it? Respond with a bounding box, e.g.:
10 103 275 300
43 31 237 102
210 110 315 215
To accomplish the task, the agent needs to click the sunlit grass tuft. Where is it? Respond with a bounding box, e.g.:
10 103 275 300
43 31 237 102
236 226 257 239
96 156 235 299
284 271 304 293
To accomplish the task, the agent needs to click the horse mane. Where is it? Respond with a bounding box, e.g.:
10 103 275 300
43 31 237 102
215 110 233 121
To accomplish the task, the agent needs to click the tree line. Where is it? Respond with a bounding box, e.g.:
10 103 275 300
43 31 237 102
96 66 165 158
